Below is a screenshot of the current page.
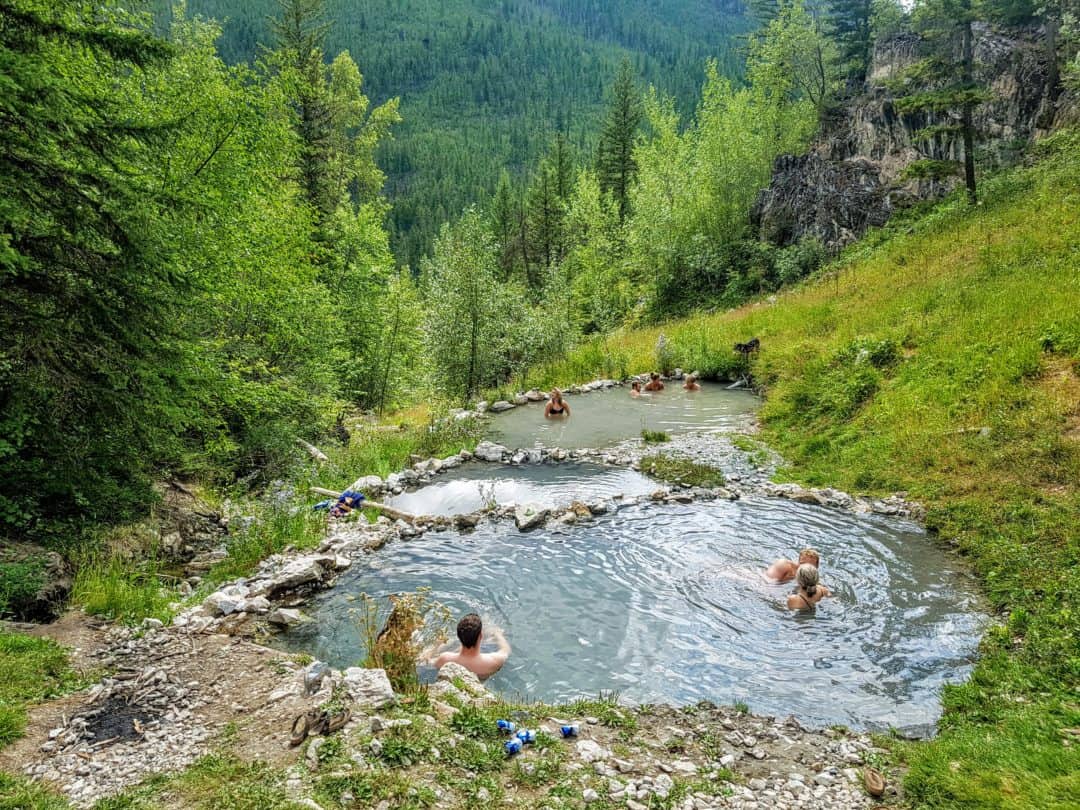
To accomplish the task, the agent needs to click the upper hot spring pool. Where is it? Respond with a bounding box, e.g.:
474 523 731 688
278 499 987 735
487 383 759 450
384 462 658 517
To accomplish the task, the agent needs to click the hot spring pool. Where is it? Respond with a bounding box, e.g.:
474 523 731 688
384 462 658 517
278 498 987 735
487 383 759 450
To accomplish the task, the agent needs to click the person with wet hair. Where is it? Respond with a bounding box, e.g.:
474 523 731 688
644 372 665 391
545 388 570 418
787 563 831 609
765 547 820 583
430 613 511 680
630 380 642 397
683 374 701 391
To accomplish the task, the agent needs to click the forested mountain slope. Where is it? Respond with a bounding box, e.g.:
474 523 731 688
163 0 751 266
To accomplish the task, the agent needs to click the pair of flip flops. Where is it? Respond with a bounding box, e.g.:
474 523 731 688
290 707 352 747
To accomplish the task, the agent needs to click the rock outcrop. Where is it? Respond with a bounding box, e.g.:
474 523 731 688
753 23 1070 250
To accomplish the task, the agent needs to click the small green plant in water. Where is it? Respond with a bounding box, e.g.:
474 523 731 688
641 428 671 444
640 454 726 488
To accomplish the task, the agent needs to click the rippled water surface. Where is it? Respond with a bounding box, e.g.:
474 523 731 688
488 384 759 450
385 462 658 516
281 499 986 734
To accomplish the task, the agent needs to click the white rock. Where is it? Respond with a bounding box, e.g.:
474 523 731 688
242 596 271 614
267 607 307 627
473 441 508 463
575 739 612 763
202 591 244 617
489 400 515 413
350 475 383 492
583 788 599 803
342 667 396 709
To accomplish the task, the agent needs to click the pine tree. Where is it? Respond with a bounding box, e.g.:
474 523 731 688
524 159 565 283
894 0 988 203
490 170 520 279
596 60 642 222
271 0 336 217
0 0 181 529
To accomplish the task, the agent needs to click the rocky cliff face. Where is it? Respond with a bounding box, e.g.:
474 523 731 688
752 24 1072 250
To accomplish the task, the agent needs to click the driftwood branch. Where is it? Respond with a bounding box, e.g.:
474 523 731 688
297 439 329 463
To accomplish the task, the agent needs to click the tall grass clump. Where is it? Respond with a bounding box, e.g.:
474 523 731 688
357 590 452 693
208 507 326 585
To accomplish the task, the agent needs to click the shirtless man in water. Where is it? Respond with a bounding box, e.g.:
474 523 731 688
644 372 665 391
765 547 821 583
430 613 511 680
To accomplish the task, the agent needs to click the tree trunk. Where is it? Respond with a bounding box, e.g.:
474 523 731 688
960 20 977 204
1045 14 1060 102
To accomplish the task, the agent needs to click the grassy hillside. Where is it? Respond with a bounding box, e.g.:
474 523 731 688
163 0 751 267
527 132 1080 808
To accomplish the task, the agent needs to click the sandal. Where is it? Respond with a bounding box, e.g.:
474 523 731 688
289 709 321 747
323 707 352 735
863 767 885 797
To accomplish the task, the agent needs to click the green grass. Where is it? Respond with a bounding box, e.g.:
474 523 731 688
527 130 1080 808
641 428 671 443
92 751 307 810
0 772 70 810
639 455 727 488
0 632 82 749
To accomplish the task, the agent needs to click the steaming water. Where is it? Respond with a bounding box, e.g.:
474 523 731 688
488 383 759 450
280 499 986 735
384 462 658 517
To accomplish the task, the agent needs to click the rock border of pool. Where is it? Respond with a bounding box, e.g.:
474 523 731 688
12 376 925 808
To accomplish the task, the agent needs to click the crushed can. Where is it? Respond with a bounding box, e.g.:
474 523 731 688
516 728 536 744
496 719 517 734
560 724 579 738
504 738 523 756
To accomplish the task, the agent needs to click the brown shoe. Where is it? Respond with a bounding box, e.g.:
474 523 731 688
863 767 885 797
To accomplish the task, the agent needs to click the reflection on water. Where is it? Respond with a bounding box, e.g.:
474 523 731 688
278 499 987 735
488 383 759 450
385 462 658 516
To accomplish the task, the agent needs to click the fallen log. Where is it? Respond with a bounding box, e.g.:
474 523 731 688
310 487 419 525
297 439 329 463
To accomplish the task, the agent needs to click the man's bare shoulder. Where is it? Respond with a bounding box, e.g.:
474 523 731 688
434 651 458 669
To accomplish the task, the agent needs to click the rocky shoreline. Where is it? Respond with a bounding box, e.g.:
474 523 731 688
7 375 920 808
12 615 895 809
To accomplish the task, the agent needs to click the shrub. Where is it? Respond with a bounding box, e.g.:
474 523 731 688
0 559 45 619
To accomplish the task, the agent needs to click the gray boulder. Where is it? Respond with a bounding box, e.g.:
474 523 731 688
489 400 515 413
515 503 549 531
266 555 332 597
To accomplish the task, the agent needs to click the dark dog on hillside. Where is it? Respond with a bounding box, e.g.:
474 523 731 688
733 337 760 358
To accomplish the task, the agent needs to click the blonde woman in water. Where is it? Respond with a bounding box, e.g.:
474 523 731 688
787 563 831 610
